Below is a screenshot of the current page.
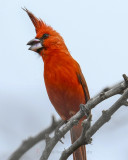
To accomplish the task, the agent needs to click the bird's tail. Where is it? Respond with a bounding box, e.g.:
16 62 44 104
70 120 87 160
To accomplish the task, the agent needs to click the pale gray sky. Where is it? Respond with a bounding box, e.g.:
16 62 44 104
0 0 128 160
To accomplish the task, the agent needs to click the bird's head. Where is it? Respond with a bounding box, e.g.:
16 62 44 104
24 8 68 57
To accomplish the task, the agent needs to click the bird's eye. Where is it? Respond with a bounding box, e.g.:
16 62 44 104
41 33 49 40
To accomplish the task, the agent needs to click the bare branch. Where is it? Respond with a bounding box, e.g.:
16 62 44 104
40 75 128 160
59 88 128 160
9 116 62 160
8 75 128 160
122 100 128 106
123 74 128 83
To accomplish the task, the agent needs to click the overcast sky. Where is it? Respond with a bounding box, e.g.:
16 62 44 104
0 0 128 160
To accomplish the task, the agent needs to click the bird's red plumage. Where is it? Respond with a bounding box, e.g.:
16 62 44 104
44 53 86 120
25 9 90 160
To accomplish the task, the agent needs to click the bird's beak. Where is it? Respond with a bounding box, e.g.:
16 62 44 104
27 39 43 52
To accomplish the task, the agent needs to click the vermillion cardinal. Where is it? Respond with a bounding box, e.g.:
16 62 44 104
24 9 90 160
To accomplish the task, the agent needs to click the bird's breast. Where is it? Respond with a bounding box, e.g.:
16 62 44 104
44 57 85 120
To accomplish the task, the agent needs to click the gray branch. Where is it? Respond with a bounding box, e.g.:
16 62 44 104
40 74 128 160
8 74 128 160
59 88 128 160
9 116 62 160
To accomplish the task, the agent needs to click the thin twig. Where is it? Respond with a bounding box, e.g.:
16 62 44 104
9 116 62 160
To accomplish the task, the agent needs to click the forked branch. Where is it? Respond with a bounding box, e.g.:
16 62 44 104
8 74 128 160
40 74 128 160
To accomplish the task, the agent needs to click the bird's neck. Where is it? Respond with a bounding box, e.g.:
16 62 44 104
42 46 70 62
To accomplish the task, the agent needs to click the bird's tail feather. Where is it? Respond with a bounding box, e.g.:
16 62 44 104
70 121 87 160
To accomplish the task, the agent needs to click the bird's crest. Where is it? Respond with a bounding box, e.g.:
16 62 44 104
23 8 48 34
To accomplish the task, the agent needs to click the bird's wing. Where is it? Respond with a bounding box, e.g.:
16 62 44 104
76 63 90 103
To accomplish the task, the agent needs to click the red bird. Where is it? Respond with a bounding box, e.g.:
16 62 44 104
25 9 90 160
